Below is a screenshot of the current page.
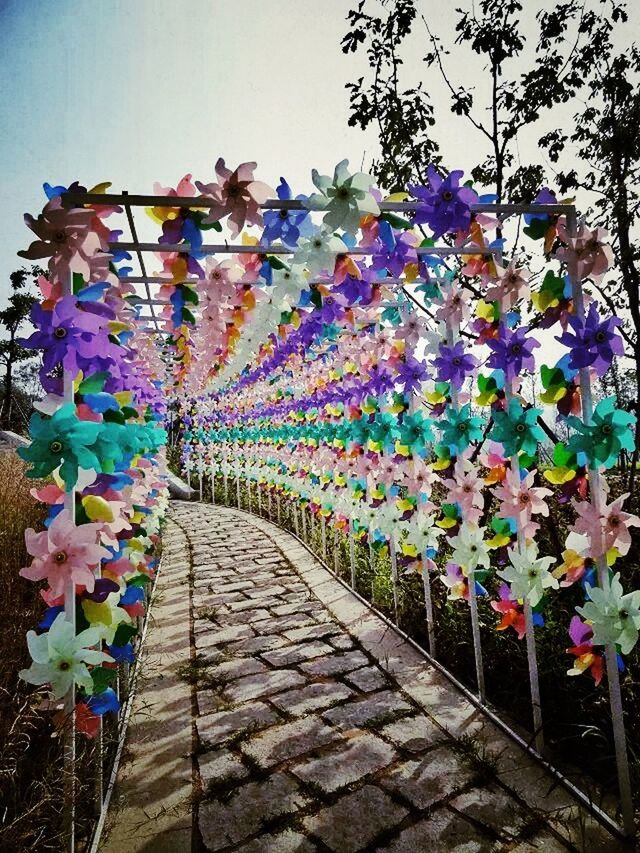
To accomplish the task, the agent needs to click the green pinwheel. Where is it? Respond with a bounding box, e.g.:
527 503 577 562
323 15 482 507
439 404 484 453
489 399 544 457
566 396 635 469
19 403 103 489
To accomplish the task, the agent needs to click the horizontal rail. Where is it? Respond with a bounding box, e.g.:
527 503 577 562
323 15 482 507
111 242 503 257
61 191 574 218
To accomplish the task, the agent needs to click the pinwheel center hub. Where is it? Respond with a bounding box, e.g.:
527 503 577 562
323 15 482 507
442 190 453 202
511 344 522 355
609 515 620 528
54 550 68 564
58 660 71 671
515 423 526 433
337 187 350 200
528 569 538 578
53 230 66 243
54 327 67 339
279 208 289 219
49 440 63 454
595 331 607 342
452 357 462 366
227 184 240 198
602 424 612 435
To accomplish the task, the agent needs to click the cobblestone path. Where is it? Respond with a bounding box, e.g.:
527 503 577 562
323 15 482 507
164 502 620 853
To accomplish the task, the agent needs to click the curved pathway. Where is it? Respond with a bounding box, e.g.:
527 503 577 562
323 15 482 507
101 502 622 853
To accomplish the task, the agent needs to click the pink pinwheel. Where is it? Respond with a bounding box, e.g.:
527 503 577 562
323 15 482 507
20 510 111 598
19 198 103 280
435 281 469 326
443 460 484 523
494 470 552 524
556 222 614 284
573 493 640 558
403 457 436 496
196 159 274 237
485 260 530 309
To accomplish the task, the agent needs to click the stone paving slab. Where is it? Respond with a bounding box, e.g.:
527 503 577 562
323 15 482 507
137 503 625 853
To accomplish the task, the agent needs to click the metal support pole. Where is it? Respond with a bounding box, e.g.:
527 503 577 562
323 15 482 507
210 463 216 504
446 320 486 703
349 518 357 590
566 210 635 835
62 270 76 851
198 453 203 502
388 531 400 625
321 515 327 561
334 526 340 574
421 551 437 658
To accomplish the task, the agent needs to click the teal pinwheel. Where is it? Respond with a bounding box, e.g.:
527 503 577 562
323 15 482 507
489 399 544 457
566 396 635 469
19 403 103 489
439 404 484 453
369 412 401 450
399 411 435 455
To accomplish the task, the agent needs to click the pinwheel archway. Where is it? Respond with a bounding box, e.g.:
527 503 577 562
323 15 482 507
16 160 637 840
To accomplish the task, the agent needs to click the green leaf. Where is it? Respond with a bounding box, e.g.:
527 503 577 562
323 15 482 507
380 212 412 230
91 666 117 693
182 286 199 305
182 308 196 325
113 624 138 646
78 371 110 394
72 273 85 294
128 574 151 588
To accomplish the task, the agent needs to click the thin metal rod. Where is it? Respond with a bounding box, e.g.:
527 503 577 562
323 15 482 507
566 208 635 836
109 241 505 257
446 321 486 702
388 530 400 625
122 194 161 334
349 519 357 589
62 268 76 853
62 190 574 217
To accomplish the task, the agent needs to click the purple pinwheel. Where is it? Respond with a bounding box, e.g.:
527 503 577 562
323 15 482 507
555 301 624 376
396 356 429 393
262 178 311 248
337 270 375 305
371 219 418 277
433 340 478 389
486 325 540 380
409 165 478 239
22 295 105 376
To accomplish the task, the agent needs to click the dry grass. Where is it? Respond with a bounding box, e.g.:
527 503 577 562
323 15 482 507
0 452 64 851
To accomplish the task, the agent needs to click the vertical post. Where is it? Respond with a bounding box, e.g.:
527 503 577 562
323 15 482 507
302 505 308 541
257 479 262 515
198 452 204 503
62 271 76 851
210 461 216 505
321 514 327 562
566 209 634 834
277 492 282 525
349 517 357 590
334 525 340 574
223 445 229 505
388 530 400 625
421 543 437 658
446 321 486 703
498 273 543 747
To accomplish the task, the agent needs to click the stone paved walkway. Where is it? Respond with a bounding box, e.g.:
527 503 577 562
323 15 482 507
107 502 624 852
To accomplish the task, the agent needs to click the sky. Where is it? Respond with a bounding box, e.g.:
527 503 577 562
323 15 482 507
1 0 639 365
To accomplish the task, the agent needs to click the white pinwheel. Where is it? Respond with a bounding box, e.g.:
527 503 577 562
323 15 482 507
497 542 558 607
294 229 348 277
305 159 380 234
449 522 491 571
403 513 444 554
577 573 640 655
20 612 113 699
